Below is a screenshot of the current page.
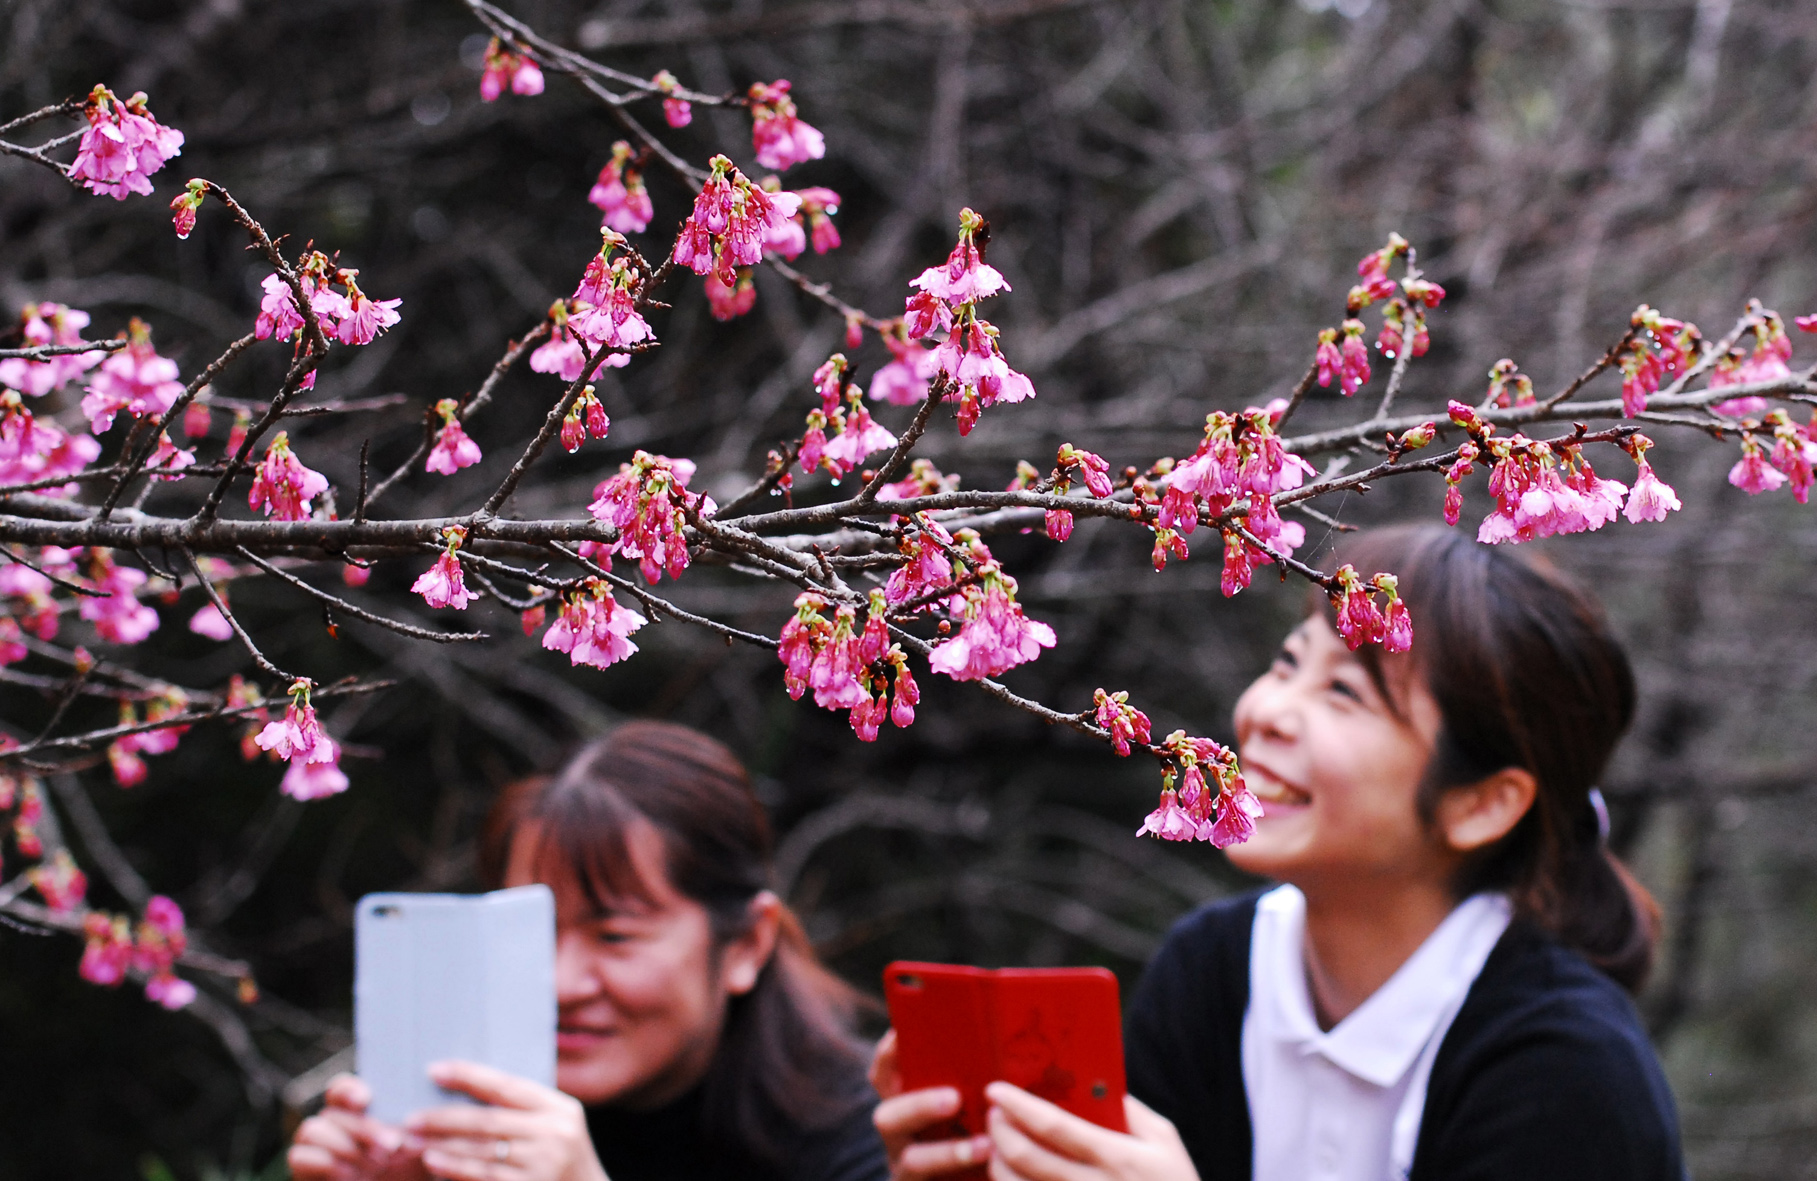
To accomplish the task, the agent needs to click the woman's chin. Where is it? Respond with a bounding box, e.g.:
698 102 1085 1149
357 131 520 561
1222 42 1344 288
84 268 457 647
1224 807 1312 877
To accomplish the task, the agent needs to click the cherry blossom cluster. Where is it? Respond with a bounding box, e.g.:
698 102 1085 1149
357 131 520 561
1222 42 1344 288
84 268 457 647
584 452 706 584
427 399 483 474
254 251 401 352
479 37 545 102
0 302 104 395
1312 233 1447 395
797 354 898 479
248 431 331 522
1140 403 1312 591
589 141 654 235
1617 305 1698 417
1444 401 1678 540
539 579 647 670
675 156 803 288
568 231 654 355
905 208 1036 434
1328 565 1413 653
80 318 183 435
778 591 917 740
746 79 825 171
1138 730 1261 847
1730 408 1817 502
1707 302 1802 419
253 678 350 801
68 85 184 200
413 526 474 611
106 691 189 788
0 391 100 494
79 896 196 1010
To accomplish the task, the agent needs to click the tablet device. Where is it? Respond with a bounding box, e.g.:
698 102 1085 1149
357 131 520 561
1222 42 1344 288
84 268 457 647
884 959 1128 1169
355 885 556 1123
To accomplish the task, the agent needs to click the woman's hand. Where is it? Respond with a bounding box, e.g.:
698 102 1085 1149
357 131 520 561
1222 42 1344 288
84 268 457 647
869 1029 995 1179
288 1074 428 1181
405 1061 608 1181
984 1082 1199 1181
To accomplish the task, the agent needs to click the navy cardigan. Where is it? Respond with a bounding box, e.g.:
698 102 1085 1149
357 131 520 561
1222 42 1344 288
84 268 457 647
1124 894 1686 1181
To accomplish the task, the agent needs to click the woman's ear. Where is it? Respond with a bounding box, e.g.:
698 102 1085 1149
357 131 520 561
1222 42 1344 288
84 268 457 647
1436 767 1538 853
719 890 784 997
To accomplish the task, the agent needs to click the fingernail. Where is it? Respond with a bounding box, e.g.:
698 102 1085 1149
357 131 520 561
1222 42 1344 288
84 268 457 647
373 1127 402 1152
426 1060 454 1079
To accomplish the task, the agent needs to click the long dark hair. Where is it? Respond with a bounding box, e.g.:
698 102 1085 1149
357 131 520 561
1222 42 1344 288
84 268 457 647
1328 525 1661 993
478 720 872 1164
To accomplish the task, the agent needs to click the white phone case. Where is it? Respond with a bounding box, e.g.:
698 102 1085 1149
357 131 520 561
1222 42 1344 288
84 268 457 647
354 885 556 1123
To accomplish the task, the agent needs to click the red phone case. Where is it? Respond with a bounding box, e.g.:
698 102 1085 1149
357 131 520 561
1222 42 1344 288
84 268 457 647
884 960 1128 1175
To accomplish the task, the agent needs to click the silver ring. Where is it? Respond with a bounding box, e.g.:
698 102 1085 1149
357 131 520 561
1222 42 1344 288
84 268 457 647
494 1139 512 1162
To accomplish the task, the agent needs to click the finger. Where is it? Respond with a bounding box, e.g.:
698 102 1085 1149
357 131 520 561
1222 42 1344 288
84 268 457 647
985 1082 1122 1163
286 1143 355 1181
869 1028 902 1097
324 1073 373 1113
1122 1093 1187 1148
420 1144 524 1181
874 1086 963 1144
405 1104 537 1140
899 1135 995 1178
426 1061 558 1111
987 1105 1098 1181
293 1113 368 1160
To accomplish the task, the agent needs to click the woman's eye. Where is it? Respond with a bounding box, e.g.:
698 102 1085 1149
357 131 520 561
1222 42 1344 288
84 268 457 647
594 928 633 945
1272 648 1298 671
1328 678 1364 703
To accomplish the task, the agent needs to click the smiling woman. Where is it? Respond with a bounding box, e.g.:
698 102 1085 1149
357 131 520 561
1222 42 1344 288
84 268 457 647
873 525 1682 1181
288 721 889 1181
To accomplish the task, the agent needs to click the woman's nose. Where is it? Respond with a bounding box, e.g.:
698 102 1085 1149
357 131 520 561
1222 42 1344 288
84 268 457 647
1235 674 1300 748
554 933 604 1004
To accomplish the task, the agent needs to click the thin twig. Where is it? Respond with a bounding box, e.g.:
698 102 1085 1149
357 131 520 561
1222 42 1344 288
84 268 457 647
234 547 487 643
183 547 292 680
99 333 257 521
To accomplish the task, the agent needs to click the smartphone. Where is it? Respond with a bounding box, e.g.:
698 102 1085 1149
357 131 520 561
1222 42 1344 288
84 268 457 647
354 885 556 1123
883 960 1128 1172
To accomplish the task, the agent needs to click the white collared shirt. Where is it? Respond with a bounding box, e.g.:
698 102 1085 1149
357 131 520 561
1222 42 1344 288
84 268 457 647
1242 885 1512 1181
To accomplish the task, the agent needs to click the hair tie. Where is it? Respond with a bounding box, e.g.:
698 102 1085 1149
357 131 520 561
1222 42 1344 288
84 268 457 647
1587 787 1611 847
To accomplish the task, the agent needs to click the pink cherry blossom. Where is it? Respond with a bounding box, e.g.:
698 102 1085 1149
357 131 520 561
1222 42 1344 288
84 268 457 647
0 393 101 495
1338 319 1371 395
144 432 194 482
0 616 24 666
1729 438 1786 495
426 399 482 474
1352 235 1406 307
248 431 329 521
849 688 887 742
480 39 543 101
1209 785 1265 848
81 319 183 434
747 80 826 171
589 142 654 234
79 550 160 644
1313 327 1341 389
807 604 870 710
821 403 898 473
1382 597 1413 654
1137 788 1196 840
884 517 958 608
585 453 700 584
1044 509 1074 541
336 288 402 346
569 241 656 350
29 850 87 912
888 654 919 728
412 549 471 610
255 682 339 765
80 914 133 986
652 71 692 126
541 581 647 670
870 336 938 406
675 157 802 283
188 603 234 641
705 270 757 320
0 302 104 396
927 570 1056 681
910 209 1009 305
1624 460 1682 522
69 86 184 200
254 273 306 341
1093 688 1153 757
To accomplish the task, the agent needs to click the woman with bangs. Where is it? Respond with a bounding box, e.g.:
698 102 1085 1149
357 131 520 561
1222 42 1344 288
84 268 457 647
874 524 1685 1181
290 720 889 1181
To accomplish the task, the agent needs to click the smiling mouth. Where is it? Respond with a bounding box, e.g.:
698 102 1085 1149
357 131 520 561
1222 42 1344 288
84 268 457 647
1245 763 1312 806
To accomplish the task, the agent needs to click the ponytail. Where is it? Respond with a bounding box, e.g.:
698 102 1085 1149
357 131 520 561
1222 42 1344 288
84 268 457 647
1333 526 1661 993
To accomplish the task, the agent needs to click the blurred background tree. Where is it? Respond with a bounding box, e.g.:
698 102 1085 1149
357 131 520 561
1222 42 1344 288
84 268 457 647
2 0 1815 1176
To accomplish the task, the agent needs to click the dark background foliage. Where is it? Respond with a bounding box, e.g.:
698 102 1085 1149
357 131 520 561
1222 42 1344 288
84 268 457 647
3 0 1816 1176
